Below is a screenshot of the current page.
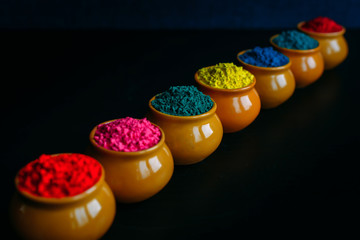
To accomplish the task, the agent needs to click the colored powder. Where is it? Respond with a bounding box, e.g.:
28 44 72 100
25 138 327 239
273 30 319 50
197 63 254 89
302 16 343 33
94 117 161 152
238 46 289 67
17 153 102 198
151 85 213 116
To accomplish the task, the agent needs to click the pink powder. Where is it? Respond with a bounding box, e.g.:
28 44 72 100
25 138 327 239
94 117 161 152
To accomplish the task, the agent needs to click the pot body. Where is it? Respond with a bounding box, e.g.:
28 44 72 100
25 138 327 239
237 51 295 109
298 21 348 70
10 170 116 240
148 99 223 165
88 122 174 203
195 73 261 133
270 35 324 88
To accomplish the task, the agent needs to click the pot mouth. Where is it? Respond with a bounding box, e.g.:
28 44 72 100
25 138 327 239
269 34 321 54
297 21 346 37
237 49 292 71
89 119 165 156
194 67 256 93
148 96 217 120
15 160 105 205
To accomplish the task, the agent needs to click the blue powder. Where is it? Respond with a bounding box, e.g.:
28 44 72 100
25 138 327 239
273 30 319 50
238 46 289 67
151 86 213 116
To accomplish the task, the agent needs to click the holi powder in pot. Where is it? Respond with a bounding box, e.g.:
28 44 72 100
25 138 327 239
301 16 343 33
17 153 102 198
273 30 319 50
238 46 289 67
197 63 254 89
94 117 161 152
151 85 213 116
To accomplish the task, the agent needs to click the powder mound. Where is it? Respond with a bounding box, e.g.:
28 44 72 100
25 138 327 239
151 85 213 116
273 30 319 50
302 16 343 33
239 46 289 67
94 117 161 152
197 63 254 89
17 154 102 198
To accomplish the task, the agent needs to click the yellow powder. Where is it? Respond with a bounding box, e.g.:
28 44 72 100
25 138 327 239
197 63 254 89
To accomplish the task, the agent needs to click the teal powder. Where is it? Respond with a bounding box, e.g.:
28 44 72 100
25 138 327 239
273 30 319 50
151 86 213 116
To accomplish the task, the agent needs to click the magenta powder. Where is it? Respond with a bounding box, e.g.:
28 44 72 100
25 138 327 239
94 117 161 152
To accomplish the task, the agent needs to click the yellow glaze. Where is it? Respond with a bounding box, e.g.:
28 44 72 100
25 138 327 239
10 164 116 240
148 97 223 165
237 50 296 108
298 21 348 70
195 69 261 133
270 34 324 88
87 121 174 203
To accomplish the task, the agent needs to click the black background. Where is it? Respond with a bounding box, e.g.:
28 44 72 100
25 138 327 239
1 0 360 29
2 29 359 238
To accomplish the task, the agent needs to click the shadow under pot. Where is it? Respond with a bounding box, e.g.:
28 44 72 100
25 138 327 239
10 160 116 240
237 50 295 109
297 21 348 70
87 120 174 203
270 35 324 88
148 97 223 165
194 70 261 133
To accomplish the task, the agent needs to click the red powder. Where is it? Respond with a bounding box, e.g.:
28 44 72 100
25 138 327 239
94 117 161 152
17 154 102 198
302 16 343 33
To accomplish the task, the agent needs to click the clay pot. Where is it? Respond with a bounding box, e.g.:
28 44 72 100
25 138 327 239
195 69 261 132
237 51 295 108
10 161 116 240
148 97 223 165
270 34 324 88
298 21 348 70
88 120 174 203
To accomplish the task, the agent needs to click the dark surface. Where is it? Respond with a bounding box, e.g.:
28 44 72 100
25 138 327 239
2 29 359 239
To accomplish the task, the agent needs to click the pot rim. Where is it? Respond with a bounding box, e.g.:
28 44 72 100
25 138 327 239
15 154 105 205
297 21 346 37
237 49 292 71
269 34 321 54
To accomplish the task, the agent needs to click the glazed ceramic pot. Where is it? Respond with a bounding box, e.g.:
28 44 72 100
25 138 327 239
87 120 174 203
10 163 116 240
270 35 325 88
194 70 261 133
237 50 296 109
148 97 223 165
298 21 348 70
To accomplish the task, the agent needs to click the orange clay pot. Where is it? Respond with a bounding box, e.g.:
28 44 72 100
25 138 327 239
10 162 116 240
87 120 174 203
148 97 223 165
194 70 261 133
237 50 296 109
270 35 324 88
298 21 348 70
